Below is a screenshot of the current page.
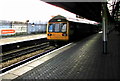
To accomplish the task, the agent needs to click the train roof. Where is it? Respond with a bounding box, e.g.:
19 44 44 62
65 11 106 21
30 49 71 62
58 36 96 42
49 15 98 25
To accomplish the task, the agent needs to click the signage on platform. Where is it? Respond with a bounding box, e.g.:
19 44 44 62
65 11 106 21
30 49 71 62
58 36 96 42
1 29 15 34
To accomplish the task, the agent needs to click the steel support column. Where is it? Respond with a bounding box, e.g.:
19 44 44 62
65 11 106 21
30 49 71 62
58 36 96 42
102 2 108 54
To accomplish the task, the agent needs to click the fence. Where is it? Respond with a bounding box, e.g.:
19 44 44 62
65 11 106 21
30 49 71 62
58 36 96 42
0 20 47 37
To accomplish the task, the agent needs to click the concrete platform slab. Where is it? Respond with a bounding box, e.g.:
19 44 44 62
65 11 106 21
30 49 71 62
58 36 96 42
2 73 18 81
9 66 33 76
0 34 46 45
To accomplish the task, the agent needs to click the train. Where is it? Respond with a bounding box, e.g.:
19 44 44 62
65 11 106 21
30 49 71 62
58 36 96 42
47 15 100 45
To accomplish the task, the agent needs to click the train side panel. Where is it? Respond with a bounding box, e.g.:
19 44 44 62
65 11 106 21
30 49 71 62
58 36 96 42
46 15 100 43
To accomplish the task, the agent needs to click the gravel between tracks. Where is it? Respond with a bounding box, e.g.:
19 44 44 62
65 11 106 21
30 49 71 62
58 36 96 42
0 46 55 69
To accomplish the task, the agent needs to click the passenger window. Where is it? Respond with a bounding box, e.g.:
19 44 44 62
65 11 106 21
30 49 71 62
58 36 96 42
61 24 67 32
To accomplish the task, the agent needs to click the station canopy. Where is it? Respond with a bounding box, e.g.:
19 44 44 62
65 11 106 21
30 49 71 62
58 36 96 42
41 0 103 22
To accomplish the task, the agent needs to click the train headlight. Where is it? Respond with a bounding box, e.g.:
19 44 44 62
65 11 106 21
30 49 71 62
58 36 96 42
62 33 67 36
48 34 52 36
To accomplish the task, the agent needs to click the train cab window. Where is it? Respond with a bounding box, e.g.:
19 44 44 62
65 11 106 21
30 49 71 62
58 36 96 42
48 24 54 32
54 24 60 32
61 24 67 32
48 23 67 33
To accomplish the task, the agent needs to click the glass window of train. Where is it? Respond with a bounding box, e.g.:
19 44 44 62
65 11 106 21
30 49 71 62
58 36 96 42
48 24 54 32
54 24 60 32
61 24 67 32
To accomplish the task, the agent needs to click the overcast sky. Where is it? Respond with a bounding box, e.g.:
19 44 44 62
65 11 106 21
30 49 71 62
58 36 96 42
0 0 116 23
0 0 76 22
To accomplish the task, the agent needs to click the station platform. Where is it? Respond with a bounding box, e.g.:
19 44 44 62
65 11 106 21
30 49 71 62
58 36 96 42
1 31 120 80
0 34 47 46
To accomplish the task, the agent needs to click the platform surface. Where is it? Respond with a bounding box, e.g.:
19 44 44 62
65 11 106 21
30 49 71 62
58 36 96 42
2 31 120 81
0 34 46 46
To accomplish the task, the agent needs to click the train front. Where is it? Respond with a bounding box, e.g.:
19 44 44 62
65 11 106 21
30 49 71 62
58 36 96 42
47 15 69 41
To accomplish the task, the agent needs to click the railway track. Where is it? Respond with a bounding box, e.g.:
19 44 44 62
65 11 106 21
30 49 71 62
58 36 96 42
0 41 58 73
1 42 50 62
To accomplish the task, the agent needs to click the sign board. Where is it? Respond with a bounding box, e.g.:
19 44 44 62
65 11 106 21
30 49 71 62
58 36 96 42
1 29 15 34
